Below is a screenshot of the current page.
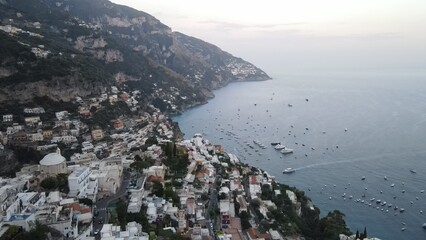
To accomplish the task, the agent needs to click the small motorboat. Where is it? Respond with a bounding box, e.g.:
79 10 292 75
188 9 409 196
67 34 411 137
281 147 294 154
283 168 295 174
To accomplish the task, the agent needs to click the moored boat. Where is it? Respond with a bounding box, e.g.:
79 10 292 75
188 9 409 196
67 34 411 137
274 144 286 150
283 168 295 174
281 147 294 154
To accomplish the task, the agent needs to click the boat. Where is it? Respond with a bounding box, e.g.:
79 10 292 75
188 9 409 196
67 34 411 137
283 168 295 174
281 147 294 154
274 144 286 150
410 169 417 173
361 176 366 180
270 142 280 146
423 223 426 229
287 104 293 107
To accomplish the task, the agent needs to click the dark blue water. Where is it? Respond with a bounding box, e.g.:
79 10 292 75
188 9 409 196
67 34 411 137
172 72 426 240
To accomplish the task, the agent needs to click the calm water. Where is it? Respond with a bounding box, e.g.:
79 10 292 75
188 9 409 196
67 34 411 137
172 72 426 240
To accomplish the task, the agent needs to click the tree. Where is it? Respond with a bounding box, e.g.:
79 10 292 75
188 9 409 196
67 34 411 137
40 177 58 190
164 187 180 207
240 211 251 230
152 181 164 197
219 192 227 200
79 198 93 206
145 136 158 146
201 193 209 201
360 227 367 239
116 199 128 230
130 160 151 172
0 225 22 240
14 222 49 240
319 210 352 240
234 201 240 216
261 184 273 200
56 173 69 193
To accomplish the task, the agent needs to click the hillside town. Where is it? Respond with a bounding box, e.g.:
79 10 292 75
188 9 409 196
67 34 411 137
0 87 371 240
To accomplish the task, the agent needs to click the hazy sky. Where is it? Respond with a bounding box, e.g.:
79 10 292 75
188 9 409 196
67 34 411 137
111 0 426 75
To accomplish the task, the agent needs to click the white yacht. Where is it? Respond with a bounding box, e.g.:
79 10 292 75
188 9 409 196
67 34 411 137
281 147 294 154
274 144 286 150
283 168 295 174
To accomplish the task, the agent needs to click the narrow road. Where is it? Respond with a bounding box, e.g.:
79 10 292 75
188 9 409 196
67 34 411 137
93 170 131 237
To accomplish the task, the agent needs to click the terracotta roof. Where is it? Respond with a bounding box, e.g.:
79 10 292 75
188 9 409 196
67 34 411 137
81 208 91 214
247 228 257 239
247 227 272 239
70 202 80 211
196 172 205 178
147 175 163 182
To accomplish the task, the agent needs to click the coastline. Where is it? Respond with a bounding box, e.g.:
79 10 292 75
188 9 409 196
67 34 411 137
168 77 379 239
170 77 273 117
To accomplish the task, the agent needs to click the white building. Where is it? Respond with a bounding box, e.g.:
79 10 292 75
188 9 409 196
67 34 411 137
55 111 69 120
146 202 157 223
5 192 46 231
70 152 97 165
100 222 148 240
144 165 166 180
6 127 15 135
3 114 13 122
91 158 123 194
81 141 94 153
23 107 45 114
51 135 77 144
24 116 41 126
68 166 95 199
27 133 44 142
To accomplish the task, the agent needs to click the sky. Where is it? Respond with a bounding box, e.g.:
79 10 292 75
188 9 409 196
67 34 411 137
111 0 426 75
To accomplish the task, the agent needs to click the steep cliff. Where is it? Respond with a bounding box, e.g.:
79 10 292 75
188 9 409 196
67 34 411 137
0 0 270 112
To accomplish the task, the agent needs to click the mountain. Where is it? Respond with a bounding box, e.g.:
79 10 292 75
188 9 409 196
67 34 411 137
0 0 269 112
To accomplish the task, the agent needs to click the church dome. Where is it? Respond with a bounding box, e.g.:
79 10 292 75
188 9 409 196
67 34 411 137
40 153 66 166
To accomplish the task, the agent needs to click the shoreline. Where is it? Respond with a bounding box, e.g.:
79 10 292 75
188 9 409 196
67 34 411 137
168 79 378 239
168 77 272 117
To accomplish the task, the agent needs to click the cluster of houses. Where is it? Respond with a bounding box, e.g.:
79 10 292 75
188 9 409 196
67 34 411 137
0 88 179 239
0 86 300 240
139 133 292 240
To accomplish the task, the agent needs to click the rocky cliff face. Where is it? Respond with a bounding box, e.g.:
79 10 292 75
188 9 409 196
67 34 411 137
0 0 270 112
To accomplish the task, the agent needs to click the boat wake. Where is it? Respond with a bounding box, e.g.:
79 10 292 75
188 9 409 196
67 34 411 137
294 149 426 172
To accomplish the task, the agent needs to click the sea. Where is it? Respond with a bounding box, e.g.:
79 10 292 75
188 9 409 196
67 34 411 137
172 72 426 240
